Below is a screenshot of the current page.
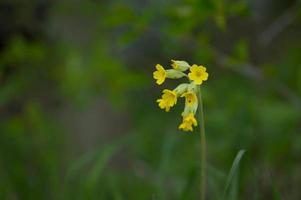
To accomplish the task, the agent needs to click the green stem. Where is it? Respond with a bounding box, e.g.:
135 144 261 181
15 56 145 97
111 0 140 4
197 87 207 200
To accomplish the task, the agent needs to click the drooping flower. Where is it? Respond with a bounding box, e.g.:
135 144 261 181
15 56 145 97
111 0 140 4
179 113 198 131
153 64 166 85
181 90 198 115
157 89 177 112
171 60 190 72
179 119 193 131
188 65 209 85
156 84 188 112
179 90 199 132
182 91 198 107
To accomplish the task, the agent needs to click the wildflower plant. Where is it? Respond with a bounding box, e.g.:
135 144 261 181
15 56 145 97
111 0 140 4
153 59 209 199
153 60 209 132
153 61 246 200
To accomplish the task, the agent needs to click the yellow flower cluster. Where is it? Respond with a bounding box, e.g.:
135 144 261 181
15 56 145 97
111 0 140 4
153 60 209 132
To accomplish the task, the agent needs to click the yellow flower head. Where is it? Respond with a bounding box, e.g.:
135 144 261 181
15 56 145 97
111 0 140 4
153 59 209 132
179 120 193 131
153 64 166 85
157 89 177 112
188 65 209 85
179 113 198 132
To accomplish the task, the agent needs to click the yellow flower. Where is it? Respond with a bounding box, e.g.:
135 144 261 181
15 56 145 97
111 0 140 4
171 60 190 71
157 89 177 112
181 90 198 118
179 113 198 132
153 64 166 85
179 120 193 131
182 91 198 107
188 64 209 85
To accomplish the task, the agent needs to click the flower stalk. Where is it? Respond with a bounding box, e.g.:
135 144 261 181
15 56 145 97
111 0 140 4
153 59 209 199
197 87 207 200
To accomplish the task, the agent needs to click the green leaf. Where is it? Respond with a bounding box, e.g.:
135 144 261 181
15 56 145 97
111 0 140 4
222 149 246 199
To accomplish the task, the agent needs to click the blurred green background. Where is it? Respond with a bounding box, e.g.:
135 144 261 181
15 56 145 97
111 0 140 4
1 0 301 199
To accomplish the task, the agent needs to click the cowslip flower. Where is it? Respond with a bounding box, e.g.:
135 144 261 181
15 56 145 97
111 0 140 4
188 64 209 85
156 83 190 112
153 60 209 132
179 91 199 131
153 64 166 85
157 89 177 112
153 64 187 85
182 91 198 107
179 113 198 131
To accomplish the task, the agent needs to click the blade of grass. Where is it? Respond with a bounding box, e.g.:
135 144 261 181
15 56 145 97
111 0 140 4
229 169 238 200
65 135 131 199
222 149 246 199
156 132 178 200
66 148 98 181
85 136 130 189
207 163 227 200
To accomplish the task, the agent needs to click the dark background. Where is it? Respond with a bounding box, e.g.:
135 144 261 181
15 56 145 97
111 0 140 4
0 0 301 199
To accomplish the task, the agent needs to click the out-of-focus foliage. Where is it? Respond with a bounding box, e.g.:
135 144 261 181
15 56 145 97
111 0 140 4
0 0 301 199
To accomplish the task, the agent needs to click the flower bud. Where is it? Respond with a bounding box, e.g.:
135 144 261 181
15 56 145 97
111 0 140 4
171 60 191 72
